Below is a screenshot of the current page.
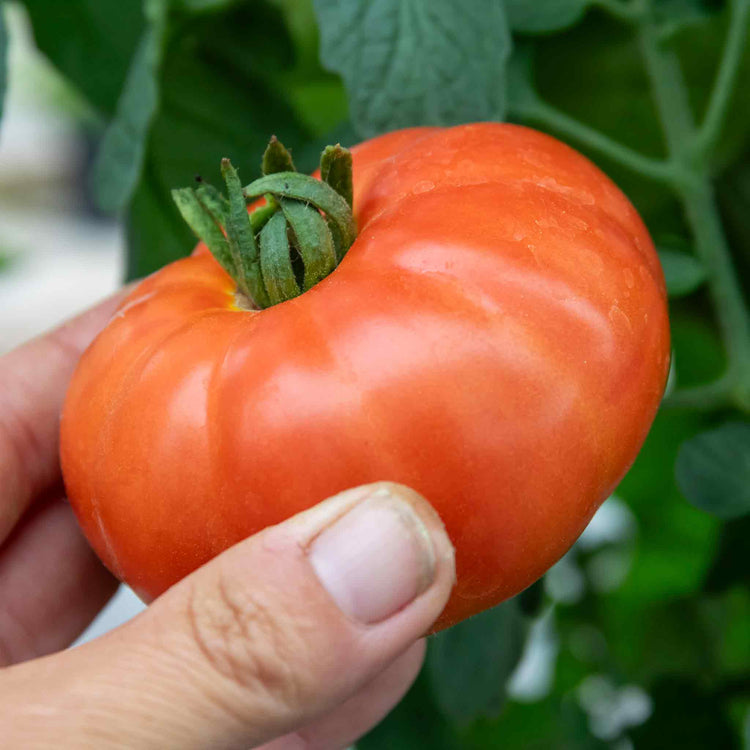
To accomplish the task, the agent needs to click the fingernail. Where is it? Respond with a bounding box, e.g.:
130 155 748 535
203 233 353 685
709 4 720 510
309 487 437 624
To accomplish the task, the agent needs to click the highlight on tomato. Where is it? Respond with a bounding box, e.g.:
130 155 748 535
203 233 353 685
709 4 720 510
60 123 670 630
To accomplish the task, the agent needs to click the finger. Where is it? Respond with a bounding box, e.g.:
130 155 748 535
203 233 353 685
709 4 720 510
0 495 117 666
0 287 132 543
0 482 455 749
259 639 425 750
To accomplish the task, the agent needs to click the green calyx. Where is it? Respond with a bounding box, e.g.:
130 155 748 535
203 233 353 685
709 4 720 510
172 137 355 309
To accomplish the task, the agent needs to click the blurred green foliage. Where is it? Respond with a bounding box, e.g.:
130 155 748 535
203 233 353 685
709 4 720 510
0 5 6 122
3 0 749 746
0 251 14 273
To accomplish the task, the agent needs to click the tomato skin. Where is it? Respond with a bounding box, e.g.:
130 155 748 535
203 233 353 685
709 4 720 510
60 123 670 630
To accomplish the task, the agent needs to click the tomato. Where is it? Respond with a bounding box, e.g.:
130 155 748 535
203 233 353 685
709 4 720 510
60 123 670 630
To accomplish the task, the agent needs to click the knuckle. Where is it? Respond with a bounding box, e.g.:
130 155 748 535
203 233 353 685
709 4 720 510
185 567 310 713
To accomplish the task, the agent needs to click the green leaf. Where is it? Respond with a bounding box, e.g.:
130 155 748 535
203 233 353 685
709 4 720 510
125 2 313 278
463 693 612 750
91 1 168 213
505 0 592 34
426 601 526 724
676 421 750 520
126 159 191 279
595 405 722 685
19 0 144 116
657 248 707 297
312 0 510 137
506 42 546 125
0 4 7 124
358 670 459 750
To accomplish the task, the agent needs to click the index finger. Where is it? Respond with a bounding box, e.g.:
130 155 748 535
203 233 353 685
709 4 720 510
0 288 132 544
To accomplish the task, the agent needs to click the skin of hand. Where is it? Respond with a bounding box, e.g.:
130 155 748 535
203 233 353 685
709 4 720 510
0 290 456 750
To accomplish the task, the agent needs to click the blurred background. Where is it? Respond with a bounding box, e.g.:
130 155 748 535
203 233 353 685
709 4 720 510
0 6 145 637
1 1 748 747
0 5 120 349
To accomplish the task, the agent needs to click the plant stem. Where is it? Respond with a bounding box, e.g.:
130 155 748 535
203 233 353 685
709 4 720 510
663 375 734 411
173 140 356 309
693 0 750 165
637 20 695 162
638 9 750 411
526 99 675 184
593 0 646 24
677 181 750 407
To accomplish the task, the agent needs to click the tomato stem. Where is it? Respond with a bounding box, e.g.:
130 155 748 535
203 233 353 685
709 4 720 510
171 137 356 309
518 1 750 415
262 135 296 174
321 144 353 208
692 0 750 166
637 6 750 413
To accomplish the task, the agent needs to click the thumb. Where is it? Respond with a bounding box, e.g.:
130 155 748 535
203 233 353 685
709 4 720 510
1 482 455 749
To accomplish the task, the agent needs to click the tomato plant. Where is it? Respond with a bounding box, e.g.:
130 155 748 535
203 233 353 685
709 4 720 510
60 123 669 630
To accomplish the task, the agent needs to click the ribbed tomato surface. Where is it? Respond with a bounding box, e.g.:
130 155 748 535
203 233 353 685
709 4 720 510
61 123 670 629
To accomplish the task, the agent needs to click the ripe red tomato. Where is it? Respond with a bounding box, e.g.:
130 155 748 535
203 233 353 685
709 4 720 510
61 123 670 630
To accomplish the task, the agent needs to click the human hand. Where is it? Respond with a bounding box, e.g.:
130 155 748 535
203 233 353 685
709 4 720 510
0 291 456 749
